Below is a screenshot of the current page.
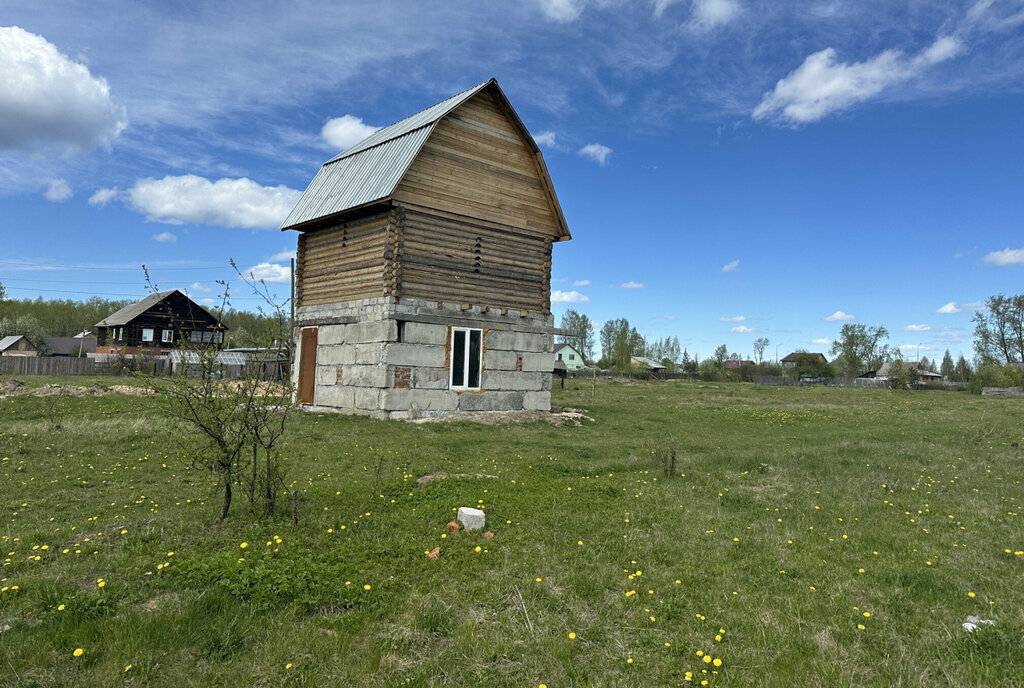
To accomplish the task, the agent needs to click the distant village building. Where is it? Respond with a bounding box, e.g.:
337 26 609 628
781 352 828 369
282 79 571 419
554 343 587 370
46 336 96 357
631 356 666 373
0 335 37 357
859 362 943 382
95 290 226 355
724 359 755 370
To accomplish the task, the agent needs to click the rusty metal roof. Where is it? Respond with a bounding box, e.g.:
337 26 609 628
281 80 493 231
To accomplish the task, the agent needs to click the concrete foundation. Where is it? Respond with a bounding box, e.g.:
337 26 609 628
294 297 554 419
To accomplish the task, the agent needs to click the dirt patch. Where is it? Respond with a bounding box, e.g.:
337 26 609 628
409 408 594 426
0 380 154 400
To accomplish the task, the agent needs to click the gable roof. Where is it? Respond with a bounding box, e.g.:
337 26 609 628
281 78 570 238
554 342 584 357
96 290 224 328
46 336 97 356
0 335 29 352
781 352 828 364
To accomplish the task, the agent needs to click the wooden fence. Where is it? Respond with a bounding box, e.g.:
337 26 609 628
981 386 1024 397
0 356 99 376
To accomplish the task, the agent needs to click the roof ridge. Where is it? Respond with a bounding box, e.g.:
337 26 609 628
324 78 494 166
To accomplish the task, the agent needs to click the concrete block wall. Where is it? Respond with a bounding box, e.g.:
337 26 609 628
294 298 554 419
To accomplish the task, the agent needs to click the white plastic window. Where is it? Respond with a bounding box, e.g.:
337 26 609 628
162 329 174 343
142 328 154 342
450 327 482 390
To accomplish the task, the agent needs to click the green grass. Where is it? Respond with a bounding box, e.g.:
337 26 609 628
1 378 1023 686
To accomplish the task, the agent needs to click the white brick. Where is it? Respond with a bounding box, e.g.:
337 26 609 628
522 352 554 372
344 365 388 388
317 345 356 366
482 370 546 391
458 391 523 412
315 385 356 409
523 391 551 411
380 389 458 412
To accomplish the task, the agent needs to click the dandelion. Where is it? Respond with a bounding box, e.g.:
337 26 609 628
627 658 633 664
703 654 712 664
474 546 482 553
240 542 248 549
968 591 976 598
286 663 293 669
124 664 132 672
857 624 866 630
568 632 576 639
73 648 84 657
713 658 723 667
363 584 371 590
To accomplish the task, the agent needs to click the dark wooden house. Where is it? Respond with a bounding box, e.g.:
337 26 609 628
95 290 226 354
282 78 571 419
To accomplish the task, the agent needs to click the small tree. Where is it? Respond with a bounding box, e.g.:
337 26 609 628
940 350 955 379
886 359 919 390
752 337 769 365
145 266 295 522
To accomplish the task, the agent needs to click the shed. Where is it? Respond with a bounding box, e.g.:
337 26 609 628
96 290 227 354
0 335 38 357
631 356 667 372
283 78 571 419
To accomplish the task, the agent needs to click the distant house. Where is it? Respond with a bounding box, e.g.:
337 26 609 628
781 352 828 369
724 359 755 370
95 290 227 355
46 336 97 357
860 362 943 381
554 343 587 370
0 335 38 357
631 356 666 373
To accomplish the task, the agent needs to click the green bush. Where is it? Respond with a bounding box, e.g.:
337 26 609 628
967 362 1024 394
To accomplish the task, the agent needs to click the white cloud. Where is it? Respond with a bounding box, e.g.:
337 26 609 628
753 36 964 125
731 325 755 333
572 279 590 286
690 0 742 30
825 310 855 321
88 187 118 206
0 26 127 154
534 131 557 148
551 289 589 303
620 281 644 289
811 337 831 345
539 0 585 22
189 281 214 293
321 114 379 152
936 300 986 314
44 178 72 202
721 259 740 273
652 0 679 18
983 248 1024 266
269 248 297 262
899 343 932 353
720 316 745 322
245 262 291 283
904 324 931 332
152 232 177 243
127 175 302 229
578 143 612 166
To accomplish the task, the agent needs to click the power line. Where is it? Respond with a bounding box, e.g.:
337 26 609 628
3 286 286 302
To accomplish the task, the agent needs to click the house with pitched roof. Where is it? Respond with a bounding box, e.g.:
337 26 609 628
95 290 227 355
0 335 38 357
282 79 571 418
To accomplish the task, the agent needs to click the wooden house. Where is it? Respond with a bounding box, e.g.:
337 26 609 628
0 335 38 357
282 78 571 418
95 290 226 355
781 352 828 369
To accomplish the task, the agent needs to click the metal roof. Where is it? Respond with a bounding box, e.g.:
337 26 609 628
0 335 26 351
96 290 179 327
632 356 666 369
281 80 492 230
280 78 569 239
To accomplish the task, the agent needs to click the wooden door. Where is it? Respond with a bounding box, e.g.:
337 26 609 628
297 327 318 404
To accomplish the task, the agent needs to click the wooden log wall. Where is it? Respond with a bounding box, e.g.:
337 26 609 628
396 208 550 313
392 89 560 239
296 212 391 306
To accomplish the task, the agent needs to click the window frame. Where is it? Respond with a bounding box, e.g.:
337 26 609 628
161 329 174 343
449 326 483 391
141 328 154 342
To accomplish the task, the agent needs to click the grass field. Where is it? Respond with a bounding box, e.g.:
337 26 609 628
1 377 1023 687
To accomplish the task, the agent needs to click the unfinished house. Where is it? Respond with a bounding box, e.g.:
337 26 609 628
282 78 571 419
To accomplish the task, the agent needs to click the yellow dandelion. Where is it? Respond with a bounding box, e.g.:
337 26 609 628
703 654 712 664
286 663 293 669
363 584 371 590
568 632 576 639
713 658 723 667
240 542 248 549
627 658 633 664
73 648 84 657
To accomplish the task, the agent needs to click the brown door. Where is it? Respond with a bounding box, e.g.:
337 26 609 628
297 327 318 404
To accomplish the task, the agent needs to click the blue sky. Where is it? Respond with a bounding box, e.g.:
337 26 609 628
2 0 1023 360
